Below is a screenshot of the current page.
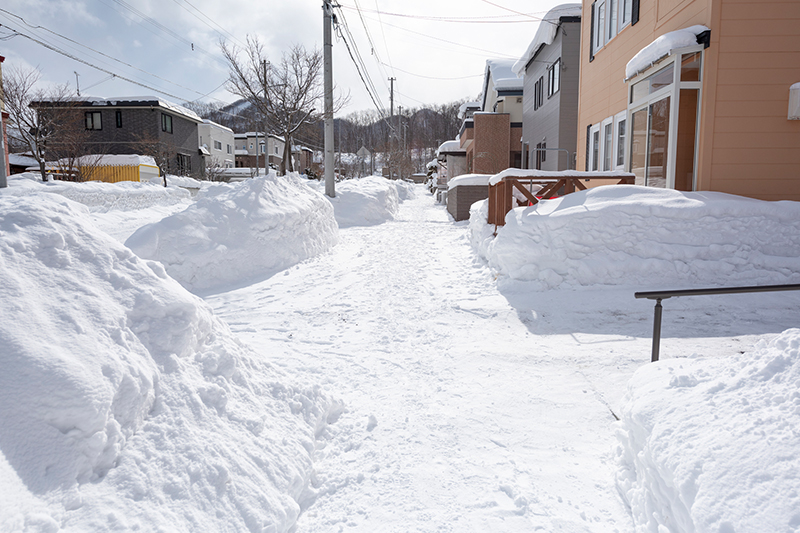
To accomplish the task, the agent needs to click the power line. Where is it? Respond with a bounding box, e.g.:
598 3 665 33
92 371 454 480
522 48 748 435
478 0 559 26
377 62 483 81
168 0 247 48
339 4 547 23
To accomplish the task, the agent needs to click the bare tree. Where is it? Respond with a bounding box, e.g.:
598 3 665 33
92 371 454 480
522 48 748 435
1 65 73 181
222 38 347 175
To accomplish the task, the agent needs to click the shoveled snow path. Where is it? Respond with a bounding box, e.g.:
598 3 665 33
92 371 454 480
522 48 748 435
206 188 644 531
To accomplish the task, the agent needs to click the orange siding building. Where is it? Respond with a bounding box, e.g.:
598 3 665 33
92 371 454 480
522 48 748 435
577 0 800 200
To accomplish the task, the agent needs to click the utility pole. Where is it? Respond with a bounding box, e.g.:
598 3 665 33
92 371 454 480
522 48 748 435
74 72 80 96
323 1 335 197
388 77 395 179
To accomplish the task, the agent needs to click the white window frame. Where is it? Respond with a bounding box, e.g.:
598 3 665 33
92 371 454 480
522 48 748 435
613 110 627 171
600 116 614 171
593 0 632 55
627 46 704 189
548 58 561 98
588 123 601 171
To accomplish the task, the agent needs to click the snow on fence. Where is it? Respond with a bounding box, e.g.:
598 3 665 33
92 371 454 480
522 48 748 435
487 169 635 226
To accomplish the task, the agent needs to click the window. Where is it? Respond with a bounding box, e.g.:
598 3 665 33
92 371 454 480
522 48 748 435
591 0 636 58
628 50 703 190
534 76 544 110
115 110 122 128
615 112 627 169
161 113 173 134
214 140 222 150
176 153 191 175
548 59 561 97
227 144 232 154
590 126 600 171
275 145 279 154
85 111 102 130
603 121 613 171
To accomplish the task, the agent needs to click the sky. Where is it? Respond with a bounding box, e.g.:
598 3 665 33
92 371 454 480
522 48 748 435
0 0 566 118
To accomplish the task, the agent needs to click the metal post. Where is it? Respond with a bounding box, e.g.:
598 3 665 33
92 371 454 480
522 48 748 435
323 1 335 197
651 298 663 362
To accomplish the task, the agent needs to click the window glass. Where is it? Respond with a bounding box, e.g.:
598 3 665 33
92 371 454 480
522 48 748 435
608 0 617 40
596 1 606 50
621 0 632 25
680 52 702 82
630 108 647 182
603 123 613 171
616 119 626 167
115 110 122 128
85 111 102 130
646 97 670 188
675 89 699 191
650 64 675 94
161 113 173 133
592 130 600 171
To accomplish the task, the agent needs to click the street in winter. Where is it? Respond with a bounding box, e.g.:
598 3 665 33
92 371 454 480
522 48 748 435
2 173 800 532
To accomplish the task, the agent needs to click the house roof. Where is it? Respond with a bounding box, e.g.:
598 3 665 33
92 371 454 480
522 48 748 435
30 96 203 123
480 59 523 110
512 4 582 76
201 119 234 133
436 139 465 157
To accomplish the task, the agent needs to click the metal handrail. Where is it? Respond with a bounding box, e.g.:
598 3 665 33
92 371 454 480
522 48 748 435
635 283 800 362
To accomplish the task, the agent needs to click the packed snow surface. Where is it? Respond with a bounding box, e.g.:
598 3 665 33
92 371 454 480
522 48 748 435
473 185 800 290
626 25 710 80
2 175 800 532
322 176 400 228
617 329 800 532
0 192 334 532
126 174 338 294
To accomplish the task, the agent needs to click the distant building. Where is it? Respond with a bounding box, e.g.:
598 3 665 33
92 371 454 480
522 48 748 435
233 132 285 169
29 96 204 177
198 119 235 169
515 4 582 171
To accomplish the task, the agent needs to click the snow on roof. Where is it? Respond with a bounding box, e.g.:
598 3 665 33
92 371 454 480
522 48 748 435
458 101 481 120
512 4 582 76
201 119 234 133
626 25 710 80
480 59 523 106
436 140 464 156
8 153 38 167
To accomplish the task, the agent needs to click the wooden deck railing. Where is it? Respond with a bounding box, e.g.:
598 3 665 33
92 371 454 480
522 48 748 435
487 171 635 227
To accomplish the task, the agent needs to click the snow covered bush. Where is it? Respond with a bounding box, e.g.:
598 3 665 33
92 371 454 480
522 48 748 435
473 185 800 289
126 174 338 294
0 192 336 532
616 329 800 532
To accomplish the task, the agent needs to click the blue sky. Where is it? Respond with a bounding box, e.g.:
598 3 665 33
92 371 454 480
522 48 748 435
1 0 564 116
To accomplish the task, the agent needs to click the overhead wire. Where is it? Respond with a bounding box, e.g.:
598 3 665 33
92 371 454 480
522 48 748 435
339 4 545 23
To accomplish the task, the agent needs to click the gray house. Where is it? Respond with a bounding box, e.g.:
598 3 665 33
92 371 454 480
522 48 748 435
30 96 203 177
514 4 582 171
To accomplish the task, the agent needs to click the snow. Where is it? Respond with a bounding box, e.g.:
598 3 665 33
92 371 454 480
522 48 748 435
0 191 334 532
317 176 400 228
81 96 203 123
489 167 634 186
617 329 800 532
626 25 710 80
126 174 338 295
447 173 492 189
436 139 463 156
512 4 582 76
2 172 800 532
473 185 800 290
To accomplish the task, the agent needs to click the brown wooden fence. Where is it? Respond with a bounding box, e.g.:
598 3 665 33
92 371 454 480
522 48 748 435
487 172 635 227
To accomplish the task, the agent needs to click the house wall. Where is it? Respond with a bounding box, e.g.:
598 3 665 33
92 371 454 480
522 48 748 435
577 0 800 200
522 19 581 171
698 0 800 200
472 113 511 175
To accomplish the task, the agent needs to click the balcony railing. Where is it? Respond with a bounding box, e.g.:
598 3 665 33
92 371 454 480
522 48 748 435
487 171 634 227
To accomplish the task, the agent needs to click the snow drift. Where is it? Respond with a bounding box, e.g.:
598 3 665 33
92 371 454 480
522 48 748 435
126 174 338 294
471 186 800 289
616 329 800 532
325 176 400 228
0 192 335 532
6 172 190 212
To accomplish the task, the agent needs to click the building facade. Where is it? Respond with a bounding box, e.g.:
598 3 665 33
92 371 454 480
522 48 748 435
516 4 582 171
198 119 235 169
577 0 800 200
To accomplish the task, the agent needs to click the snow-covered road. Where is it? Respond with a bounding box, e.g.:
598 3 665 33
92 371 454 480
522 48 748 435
207 189 644 531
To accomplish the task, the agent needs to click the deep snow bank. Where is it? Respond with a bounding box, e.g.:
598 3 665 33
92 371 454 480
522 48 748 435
6 172 190 212
126 175 338 294
0 193 335 532
616 329 800 532
471 186 800 289
324 176 400 228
